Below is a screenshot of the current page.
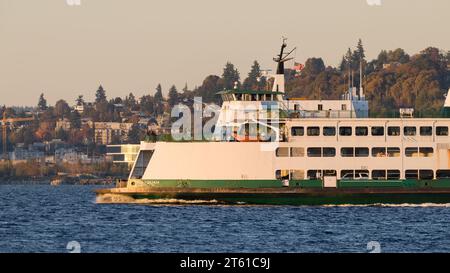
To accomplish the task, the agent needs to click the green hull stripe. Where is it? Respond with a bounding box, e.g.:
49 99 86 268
129 179 450 189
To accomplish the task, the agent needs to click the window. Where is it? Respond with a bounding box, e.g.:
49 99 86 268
341 104 347 111
290 147 305 157
339 127 352 136
405 170 419 179
355 170 370 178
372 170 387 180
437 170 450 179
323 148 336 157
387 147 401 157
420 126 432 136
340 170 354 179
405 147 419 157
372 147 387 157
419 170 434 180
290 170 305 180
131 151 154 179
355 147 369 157
404 127 416 136
323 170 337 176
307 127 320 136
387 170 401 180
436 126 449 136
307 148 322 157
419 147 434 157
291 127 304 136
318 104 323 111
276 170 290 180
276 147 290 157
341 147 354 157
371 126 385 136
388 126 401 136
307 170 322 180
355 127 368 136
323 127 336 136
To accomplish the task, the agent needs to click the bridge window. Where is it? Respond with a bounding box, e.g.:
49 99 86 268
276 147 290 157
405 170 419 179
341 147 354 157
130 150 153 179
323 127 336 136
371 126 385 136
275 170 290 180
372 147 387 157
339 127 352 136
420 126 432 136
307 148 322 157
290 170 305 180
355 147 369 157
307 127 320 136
372 170 387 180
388 126 401 136
387 147 401 157
419 147 434 157
307 170 322 180
405 147 419 157
290 147 305 157
436 126 449 136
291 127 304 136
340 170 354 179
387 170 401 180
437 170 450 179
355 127 368 136
419 170 434 180
323 148 336 157
404 126 416 136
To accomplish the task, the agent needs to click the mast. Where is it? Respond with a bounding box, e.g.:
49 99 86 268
272 37 296 93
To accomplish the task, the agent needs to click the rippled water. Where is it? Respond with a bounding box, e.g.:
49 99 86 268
1 184 450 253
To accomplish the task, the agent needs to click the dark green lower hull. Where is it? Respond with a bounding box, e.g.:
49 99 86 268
96 187 450 206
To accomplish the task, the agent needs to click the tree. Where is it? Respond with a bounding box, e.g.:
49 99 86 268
124 93 137 110
154 84 163 102
54 99 71 118
38 93 48 111
221 62 240 90
168 85 179 107
140 95 155 115
76 95 85 106
243 61 264 91
95 85 107 104
302 58 325 75
355 39 366 62
127 124 145 144
195 75 223 104
153 84 164 116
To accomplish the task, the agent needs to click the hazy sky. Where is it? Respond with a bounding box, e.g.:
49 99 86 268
0 0 449 106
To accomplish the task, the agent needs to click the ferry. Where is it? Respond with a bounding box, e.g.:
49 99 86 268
96 40 450 205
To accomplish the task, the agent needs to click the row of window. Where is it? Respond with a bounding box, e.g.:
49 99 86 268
276 147 434 158
275 169 450 180
291 126 449 137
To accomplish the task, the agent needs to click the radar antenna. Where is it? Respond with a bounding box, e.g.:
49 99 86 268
273 37 296 74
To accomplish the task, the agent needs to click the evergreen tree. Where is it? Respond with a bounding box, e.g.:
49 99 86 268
243 61 263 91
222 62 240 90
95 85 107 104
168 85 179 107
154 84 163 102
355 39 366 61
38 93 48 111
